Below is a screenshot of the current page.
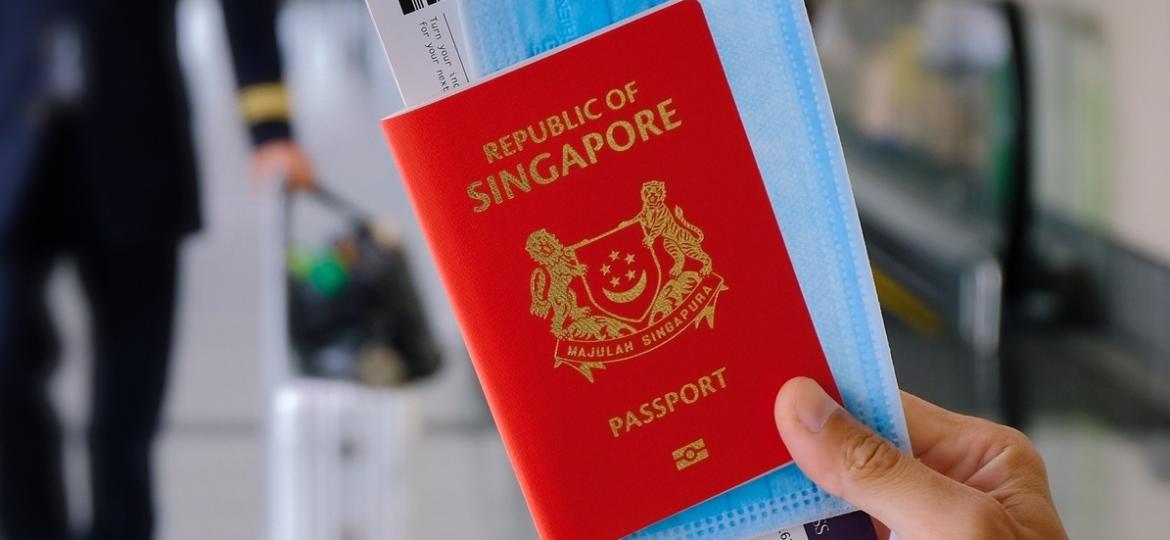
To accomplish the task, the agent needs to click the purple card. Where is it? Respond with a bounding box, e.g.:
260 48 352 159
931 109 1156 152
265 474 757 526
750 511 878 540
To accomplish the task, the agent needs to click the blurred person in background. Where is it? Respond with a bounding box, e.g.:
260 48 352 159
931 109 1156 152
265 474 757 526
0 1 314 539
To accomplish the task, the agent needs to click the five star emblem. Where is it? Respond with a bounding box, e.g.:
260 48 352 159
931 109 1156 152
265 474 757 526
599 252 644 283
599 252 645 285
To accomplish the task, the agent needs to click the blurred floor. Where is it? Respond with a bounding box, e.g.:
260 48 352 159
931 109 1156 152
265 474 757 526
37 1 1170 539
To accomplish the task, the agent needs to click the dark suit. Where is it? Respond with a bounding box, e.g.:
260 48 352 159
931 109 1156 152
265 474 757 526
0 1 292 539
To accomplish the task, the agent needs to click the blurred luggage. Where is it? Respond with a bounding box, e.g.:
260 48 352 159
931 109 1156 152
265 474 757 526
286 187 441 386
263 182 429 540
269 381 417 540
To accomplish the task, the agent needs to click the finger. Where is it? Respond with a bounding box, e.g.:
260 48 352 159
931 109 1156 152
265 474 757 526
899 391 983 479
250 157 282 189
288 171 317 191
284 157 317 191
775 378 996 538
901 391 1048 493
900 392 1062 536
901 391 965 457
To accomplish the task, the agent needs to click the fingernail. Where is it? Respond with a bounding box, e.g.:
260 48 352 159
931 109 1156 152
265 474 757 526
797 383 840 433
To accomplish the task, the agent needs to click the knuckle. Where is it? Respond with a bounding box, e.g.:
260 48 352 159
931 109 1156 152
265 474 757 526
991 425 1044 467
965 417 1042 462
963 494 1013 536
995 425 1034 448
842 430 902 483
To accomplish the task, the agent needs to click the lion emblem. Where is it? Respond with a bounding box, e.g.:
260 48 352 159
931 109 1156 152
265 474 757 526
526 229 634 341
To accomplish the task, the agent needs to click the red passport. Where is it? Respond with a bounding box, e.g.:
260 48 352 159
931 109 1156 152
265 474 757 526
382 2 838 538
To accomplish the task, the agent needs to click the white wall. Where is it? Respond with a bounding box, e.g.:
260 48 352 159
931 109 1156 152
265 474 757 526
1024 0 1170 264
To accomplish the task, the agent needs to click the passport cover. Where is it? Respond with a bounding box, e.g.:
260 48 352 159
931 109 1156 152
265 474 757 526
381 2 839 538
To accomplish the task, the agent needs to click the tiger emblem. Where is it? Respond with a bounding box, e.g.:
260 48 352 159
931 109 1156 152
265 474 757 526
632 180 713 277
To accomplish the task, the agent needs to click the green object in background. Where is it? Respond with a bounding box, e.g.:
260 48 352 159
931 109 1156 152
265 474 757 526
287 247 315 280
289 246 350 297
309 254 349 297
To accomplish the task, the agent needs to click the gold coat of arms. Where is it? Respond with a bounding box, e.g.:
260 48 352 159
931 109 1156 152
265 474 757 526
525 181 728 381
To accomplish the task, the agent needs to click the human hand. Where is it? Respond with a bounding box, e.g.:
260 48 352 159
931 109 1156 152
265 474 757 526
252 139 316 191
774 378 1067 540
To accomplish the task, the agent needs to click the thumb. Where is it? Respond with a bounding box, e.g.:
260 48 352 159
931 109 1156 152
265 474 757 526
774 378 991 538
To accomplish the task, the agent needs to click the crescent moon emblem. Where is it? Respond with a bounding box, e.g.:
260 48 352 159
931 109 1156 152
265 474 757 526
603 271 648 304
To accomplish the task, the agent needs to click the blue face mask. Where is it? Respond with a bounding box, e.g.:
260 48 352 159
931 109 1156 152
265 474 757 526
459 0 672 75
457 1 909 537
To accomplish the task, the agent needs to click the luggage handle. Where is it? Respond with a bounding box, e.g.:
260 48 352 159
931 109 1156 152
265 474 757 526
282 181 374 246
306 185 369 225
